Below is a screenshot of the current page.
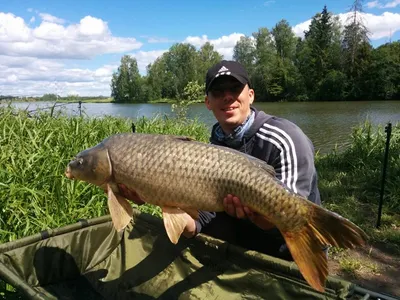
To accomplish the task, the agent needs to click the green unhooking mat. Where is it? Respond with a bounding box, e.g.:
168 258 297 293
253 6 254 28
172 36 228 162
0 209 393 300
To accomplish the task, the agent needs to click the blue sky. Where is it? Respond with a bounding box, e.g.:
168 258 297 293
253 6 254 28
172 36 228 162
1 0 400 96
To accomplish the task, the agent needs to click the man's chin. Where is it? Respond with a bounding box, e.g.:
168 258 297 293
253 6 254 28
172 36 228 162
218 118 241 130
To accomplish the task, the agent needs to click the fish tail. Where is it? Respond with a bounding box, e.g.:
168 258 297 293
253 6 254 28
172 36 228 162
282 202 368 292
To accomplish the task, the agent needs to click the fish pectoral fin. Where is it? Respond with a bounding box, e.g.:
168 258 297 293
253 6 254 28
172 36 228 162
107 183 133 232
162 206 189 244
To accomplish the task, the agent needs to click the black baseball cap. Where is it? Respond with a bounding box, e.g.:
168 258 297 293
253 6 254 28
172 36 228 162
205 60 251 94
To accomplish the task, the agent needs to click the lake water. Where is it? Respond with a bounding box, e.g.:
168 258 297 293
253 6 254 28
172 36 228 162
3 100 400 154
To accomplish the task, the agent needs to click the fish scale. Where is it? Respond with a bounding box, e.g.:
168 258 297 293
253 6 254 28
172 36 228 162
65 132 368 293
104 133 309 229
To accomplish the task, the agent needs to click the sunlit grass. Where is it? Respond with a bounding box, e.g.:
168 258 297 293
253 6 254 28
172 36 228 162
0 107 399 249
316 120 400 251
1 106 399 297
0 107 209 243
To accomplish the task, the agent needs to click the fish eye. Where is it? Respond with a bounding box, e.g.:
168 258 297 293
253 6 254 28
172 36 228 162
78 157 84 165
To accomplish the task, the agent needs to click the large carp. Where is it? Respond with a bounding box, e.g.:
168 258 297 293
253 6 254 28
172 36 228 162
65 132 367 292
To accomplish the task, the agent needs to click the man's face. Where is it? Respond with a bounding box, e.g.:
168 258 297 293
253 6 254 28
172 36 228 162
205 76 254 134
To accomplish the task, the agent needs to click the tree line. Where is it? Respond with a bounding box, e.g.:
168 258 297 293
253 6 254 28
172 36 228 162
111 3 400 103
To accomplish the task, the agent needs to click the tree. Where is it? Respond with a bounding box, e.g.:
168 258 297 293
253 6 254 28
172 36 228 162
196 42 223 84
164 43 198 99
251 27 279 101
272 19 297 60
366 41 400 100
233 35 256 74
302 5 340 100
272 20 301 101
111 55 143 103
341 0 372 100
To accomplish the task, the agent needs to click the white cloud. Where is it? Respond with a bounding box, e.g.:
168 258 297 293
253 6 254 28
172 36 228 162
292 11 400 40
0 10 144 97
3 8 399 98
0 12 142 59
183 33 245 59
264 1 276 6
130 50 168 73
366 0 400 8
142 36 176 43
0 55 118 96
367 1 380 8
39 13 65 24
292 20 312 39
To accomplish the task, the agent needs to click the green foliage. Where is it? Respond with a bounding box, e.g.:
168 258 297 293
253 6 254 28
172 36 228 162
0 106 209 244
172 81 205 120
0 106 399 256
41 93 59 101
316 121 400 247
111 55 144 103
182 81 205 102
144 43 221 102
106 3 400 103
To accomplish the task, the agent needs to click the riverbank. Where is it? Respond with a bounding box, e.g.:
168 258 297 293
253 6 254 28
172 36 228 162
0 107 399 297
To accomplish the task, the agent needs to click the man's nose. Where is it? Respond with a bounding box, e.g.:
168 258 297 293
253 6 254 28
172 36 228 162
222 90 234 102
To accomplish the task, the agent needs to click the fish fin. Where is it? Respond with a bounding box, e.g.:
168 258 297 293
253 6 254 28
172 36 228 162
249 157 275 177
283 228 329 292
182 208 199 220
107 184 133 232
173 136 195 142
282 203 368 292
162 206 189 244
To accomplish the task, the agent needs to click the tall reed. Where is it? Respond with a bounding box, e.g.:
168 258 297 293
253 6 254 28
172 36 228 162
0 107 209 243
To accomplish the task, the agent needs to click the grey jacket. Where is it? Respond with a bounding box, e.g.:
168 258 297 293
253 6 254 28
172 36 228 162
194 106 321 258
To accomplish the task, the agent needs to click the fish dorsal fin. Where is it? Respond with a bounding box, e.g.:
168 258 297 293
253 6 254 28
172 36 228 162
244 153 276 177
217 145 276 177
168 134 276 177
172 136 195 142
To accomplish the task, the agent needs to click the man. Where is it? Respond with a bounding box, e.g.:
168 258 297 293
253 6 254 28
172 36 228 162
183 60 321 260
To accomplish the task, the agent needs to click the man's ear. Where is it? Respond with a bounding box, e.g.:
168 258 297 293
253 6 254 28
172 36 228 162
205 95 211 110
248 87 255 105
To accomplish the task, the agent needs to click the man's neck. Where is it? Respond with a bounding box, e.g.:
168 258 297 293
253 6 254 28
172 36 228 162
221 113 252 136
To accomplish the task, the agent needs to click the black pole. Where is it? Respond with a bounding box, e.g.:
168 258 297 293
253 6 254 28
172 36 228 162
376 122 392 228
78 101 82 117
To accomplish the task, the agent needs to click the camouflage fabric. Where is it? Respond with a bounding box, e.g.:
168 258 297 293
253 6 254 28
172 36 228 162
0 209 364 300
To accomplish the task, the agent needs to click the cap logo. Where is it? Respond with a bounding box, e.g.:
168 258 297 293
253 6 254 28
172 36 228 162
215 66 231 78
218 66 229 73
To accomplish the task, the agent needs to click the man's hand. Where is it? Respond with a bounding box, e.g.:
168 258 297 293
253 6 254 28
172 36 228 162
182 214 196 238
223 194 275 230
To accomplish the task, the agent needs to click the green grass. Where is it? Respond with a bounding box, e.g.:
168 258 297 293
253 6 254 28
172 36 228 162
0 106 399 296
1 107 399 248
0 107 209 243
316 120 400 252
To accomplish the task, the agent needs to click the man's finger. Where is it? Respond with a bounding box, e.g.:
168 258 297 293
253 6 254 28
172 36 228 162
235 207 246 219
243 206 254 218
231 196 246 219
223 197 235 216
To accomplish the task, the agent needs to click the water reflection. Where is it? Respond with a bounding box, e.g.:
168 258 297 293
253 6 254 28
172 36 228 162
3 100 399 154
